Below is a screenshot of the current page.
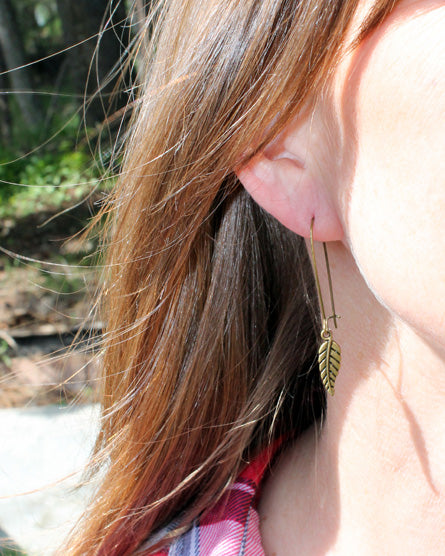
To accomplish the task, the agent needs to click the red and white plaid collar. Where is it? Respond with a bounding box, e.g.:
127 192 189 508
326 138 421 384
147 442 282 556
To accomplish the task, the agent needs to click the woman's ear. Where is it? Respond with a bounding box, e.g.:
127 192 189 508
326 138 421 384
236 118 343 242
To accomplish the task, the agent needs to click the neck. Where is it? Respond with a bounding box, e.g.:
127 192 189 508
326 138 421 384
329 240 445 495
319 321 445 554
260 242 445 555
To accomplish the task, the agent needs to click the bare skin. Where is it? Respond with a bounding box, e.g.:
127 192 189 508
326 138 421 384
258 244 445 555
238 0 445 553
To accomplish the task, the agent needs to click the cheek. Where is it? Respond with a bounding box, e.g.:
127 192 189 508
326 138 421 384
343 5 445 345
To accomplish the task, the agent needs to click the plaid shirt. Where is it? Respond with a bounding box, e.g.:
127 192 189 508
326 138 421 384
148 443 280 556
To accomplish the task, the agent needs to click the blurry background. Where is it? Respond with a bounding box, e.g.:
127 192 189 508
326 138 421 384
0 1 147 554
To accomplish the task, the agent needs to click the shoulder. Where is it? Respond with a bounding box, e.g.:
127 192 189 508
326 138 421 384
146 442 282 556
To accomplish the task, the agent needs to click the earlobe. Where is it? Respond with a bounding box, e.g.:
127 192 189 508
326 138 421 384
236 149 343 242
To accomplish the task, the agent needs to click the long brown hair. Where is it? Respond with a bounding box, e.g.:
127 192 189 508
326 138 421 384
63 0 399 554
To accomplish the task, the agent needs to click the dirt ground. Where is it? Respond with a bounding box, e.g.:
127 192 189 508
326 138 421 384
0 205 102 408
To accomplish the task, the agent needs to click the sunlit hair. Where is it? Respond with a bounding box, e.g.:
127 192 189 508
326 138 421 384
61 0 399 554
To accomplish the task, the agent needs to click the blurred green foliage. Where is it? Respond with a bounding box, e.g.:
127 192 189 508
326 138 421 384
15 0 62 55
0 143 98 219
0 0 125 222
0 338 12 367
0 546 26 556
0 1 91 218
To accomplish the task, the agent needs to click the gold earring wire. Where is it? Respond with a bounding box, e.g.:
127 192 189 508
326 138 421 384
310 218 341 396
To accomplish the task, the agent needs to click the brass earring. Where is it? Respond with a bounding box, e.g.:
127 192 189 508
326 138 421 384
310 218 341 396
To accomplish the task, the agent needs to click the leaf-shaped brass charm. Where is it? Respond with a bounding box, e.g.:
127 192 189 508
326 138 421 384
318 337 341 396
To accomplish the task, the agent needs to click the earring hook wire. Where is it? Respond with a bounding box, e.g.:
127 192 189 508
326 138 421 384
310 217 338 330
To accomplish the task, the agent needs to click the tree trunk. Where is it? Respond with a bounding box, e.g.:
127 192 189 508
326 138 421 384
56 0 129 126
0 49 12 145
0 0 43 130
131 0 156 75
133 0 148 40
